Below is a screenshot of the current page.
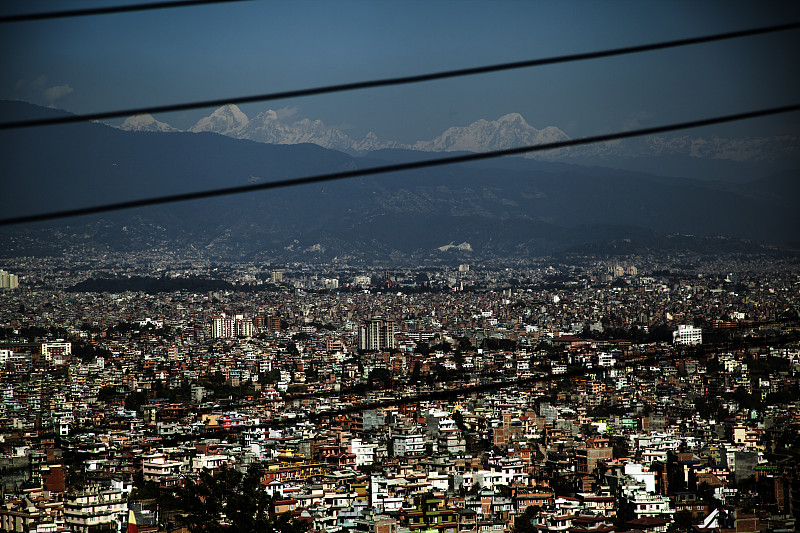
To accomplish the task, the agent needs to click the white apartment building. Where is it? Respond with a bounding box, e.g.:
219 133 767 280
191 453 229 471
673 324 702 345
211 313 235 338
392 431 425 457
474 470 503 491
142 453 183 487
595 352 617 367
624 490 674 521
370 476 406 512
211 313 254 338
350 438 377 466
0 270 19 290
64 489 127 533
489 457 528 487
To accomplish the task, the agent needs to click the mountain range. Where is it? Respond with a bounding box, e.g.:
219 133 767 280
119 104 799 181
2 100 799 263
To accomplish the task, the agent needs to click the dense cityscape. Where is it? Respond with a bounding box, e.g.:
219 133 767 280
2 2 799 533
0 252 798 533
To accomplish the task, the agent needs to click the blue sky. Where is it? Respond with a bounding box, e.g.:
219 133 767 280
2 0 799 144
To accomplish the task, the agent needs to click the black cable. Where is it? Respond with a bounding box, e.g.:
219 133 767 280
1 21 798 130
0 103 797 227
0 0 249 24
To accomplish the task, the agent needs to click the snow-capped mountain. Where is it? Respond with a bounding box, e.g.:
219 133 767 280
351 131 410 152
119 113 179 133
189 103 249 135
237 110 356 152
116 106 797 167
414 113 570 153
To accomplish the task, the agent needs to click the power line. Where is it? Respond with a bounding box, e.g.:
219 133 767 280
0 0 249 24
1 21 798 130
1 103 797 227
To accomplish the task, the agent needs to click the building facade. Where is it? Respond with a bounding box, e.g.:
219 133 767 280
358 318 396 351
673 324 702 345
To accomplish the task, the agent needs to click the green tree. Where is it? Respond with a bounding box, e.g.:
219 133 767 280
670 511 694 531
513 505 540 533
128 471 161 501
173 464 309 533
414 342 431 355
612 437 630 459
369 367 392 383
410 360 421 383
457 337 472 351
697 482 719 511
97 386 118 403
452 410 465 431
125 391 149 412
431 341 452 353
548 475 575 496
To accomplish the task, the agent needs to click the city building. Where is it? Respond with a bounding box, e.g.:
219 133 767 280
0 270 19 290
673 324 702 345
359 317 396 351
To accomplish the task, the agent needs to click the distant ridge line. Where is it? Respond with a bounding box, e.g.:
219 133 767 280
0 103 798 227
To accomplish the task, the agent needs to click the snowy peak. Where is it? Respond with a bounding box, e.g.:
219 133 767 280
239 111 356 151
189 104 249 135
497 112 526 124
119 113 179 133
127 105 793 166
351 131 408 152
185 108 573 155
252 109 279 122
414 113 570 153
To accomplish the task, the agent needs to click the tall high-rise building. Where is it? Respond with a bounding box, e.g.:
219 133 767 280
266 316 281 333
212 313 256 338
0 270 18 290
358 317 396 351
211 314 235 338
235 317 254 337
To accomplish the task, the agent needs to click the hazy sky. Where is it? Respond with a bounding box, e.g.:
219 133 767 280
2 0 799 143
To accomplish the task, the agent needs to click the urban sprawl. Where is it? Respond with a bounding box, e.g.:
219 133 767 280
0 254 798 533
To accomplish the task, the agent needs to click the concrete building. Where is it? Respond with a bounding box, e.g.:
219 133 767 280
358 318 396 351
212 313 253 338
673 324 702 345
392 430 425 458
64 488 127 533
0 270 19 290
576 435 613 490
41 342 71 364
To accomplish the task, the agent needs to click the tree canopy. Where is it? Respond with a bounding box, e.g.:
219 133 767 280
171 464 309 533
